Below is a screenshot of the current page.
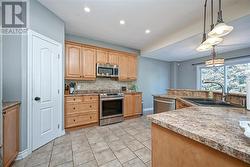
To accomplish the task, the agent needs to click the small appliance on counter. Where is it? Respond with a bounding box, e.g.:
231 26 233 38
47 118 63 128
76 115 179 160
121 86 127 91
69 82 76 94
247 79 250 110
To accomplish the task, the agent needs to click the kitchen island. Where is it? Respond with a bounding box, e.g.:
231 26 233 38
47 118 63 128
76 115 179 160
148 106 250 167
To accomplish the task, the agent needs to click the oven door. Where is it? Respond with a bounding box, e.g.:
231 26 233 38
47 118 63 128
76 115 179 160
100 97 123 119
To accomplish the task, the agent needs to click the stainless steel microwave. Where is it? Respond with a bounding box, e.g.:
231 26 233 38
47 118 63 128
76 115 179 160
96 64 119 78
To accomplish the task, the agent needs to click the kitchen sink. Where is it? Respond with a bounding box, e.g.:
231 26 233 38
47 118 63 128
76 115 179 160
183 98 241 107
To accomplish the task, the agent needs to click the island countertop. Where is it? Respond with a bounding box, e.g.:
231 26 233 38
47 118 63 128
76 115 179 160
147 107 250 164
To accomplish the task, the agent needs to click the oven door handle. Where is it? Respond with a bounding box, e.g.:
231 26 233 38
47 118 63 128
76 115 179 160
101 97 124 101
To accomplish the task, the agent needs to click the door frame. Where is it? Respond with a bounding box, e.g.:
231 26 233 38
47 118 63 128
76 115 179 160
27 30 64 153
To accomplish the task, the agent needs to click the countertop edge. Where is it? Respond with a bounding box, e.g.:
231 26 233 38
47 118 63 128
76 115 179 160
147 111 250 164
3 102 21 110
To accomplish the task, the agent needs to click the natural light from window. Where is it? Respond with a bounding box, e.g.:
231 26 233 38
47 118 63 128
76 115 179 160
200 62 250 94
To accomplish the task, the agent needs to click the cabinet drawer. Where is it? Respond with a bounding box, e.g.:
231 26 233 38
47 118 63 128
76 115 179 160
65 103 98 115
83 95 99 102
65 96 83 103
65 113 98 128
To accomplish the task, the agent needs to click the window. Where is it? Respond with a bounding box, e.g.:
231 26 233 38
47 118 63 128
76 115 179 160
201 66 224 91
226 63 250 93
199 62 250 94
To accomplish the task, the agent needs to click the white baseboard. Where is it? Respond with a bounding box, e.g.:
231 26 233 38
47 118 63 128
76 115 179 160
16 130 65 161
143 108 153 112
16 148 31 160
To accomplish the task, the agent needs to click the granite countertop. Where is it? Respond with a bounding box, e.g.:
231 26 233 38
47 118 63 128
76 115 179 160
3 102 21 110
147 107 250 164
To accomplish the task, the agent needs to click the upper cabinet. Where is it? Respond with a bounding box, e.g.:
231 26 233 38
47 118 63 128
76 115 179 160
82 47 96 80
65 41 137 81
65 42 96 80
96 49 109 64
127 55 137 80
96 49 119 65
108 52 119 65
65 44 82 79
118 54 137 81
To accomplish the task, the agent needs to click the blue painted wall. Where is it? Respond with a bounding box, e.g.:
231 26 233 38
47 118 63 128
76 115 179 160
137 57 171 109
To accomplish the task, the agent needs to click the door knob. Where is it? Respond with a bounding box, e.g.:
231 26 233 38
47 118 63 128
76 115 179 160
34 97 41 101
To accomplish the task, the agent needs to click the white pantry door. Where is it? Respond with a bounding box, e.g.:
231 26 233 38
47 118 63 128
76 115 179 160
32 34 61 150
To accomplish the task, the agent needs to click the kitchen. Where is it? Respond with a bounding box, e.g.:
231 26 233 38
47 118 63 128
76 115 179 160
1 0 250 167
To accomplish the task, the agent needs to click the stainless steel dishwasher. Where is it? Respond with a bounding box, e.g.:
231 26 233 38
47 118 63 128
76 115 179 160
153 96 176 113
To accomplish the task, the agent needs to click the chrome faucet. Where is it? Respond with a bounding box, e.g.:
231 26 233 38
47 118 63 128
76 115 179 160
203 81 227 102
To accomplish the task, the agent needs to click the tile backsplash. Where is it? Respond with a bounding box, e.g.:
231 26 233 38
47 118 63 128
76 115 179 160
66 78 136 91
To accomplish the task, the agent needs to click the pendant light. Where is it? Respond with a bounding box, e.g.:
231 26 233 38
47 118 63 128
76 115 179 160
205 46 224 67
196 0 212 52
197 0 223 52
208 0 233 37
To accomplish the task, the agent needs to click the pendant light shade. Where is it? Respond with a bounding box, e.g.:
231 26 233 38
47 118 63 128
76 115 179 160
205 58 224 67
196 42 212 52
208 22 233 37
205 46 224 67
204 37 223 45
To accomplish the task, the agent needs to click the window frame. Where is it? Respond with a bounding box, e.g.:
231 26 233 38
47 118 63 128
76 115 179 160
197 57 250 94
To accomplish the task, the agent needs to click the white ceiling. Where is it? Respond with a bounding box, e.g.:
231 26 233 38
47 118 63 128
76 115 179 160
38 0 250 61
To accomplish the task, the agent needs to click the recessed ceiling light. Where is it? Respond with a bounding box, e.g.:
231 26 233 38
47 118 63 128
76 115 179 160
120 20 125 25
84 6 91 13
145 29 151 34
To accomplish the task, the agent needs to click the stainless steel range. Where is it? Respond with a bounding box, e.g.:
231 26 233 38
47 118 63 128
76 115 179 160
99 92 124 126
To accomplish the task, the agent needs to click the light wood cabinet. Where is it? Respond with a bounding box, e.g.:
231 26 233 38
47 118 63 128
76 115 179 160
97 49 109 64
64 95 99 129
127 55 137 80
82 47 96 80
118 54 137 81
124 93 142 118
65 42 96 80
119 54 129 81
108 52 119 65
97 49 119 65
3 104 19 167
65 41 138 81
65 44 82 79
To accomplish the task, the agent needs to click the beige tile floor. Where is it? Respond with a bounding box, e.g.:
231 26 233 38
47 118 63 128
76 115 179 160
13 116 152 167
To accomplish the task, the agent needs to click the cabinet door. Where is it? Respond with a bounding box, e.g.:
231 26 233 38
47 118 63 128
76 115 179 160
127 55 137 80
118 54 128 81
65 44 82 79
82 47 96 80
3 105 19 167
124 94 133 117
97 49 108 64
108 52 119 65
134 94 142 115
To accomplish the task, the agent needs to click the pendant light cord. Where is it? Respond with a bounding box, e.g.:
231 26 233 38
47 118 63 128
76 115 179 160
202 0 208 42
210 0 214 30
217 0 224 23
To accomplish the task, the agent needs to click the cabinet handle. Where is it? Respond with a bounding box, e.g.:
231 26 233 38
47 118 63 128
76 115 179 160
73 119 76 122
90 116 92 119
73 107 75 110
90 97 92 100
73 98 76 101
90 105 92 108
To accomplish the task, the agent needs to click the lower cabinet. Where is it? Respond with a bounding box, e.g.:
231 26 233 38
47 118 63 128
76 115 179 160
3 103 19 167
64 95 99 129
124 93 142 117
